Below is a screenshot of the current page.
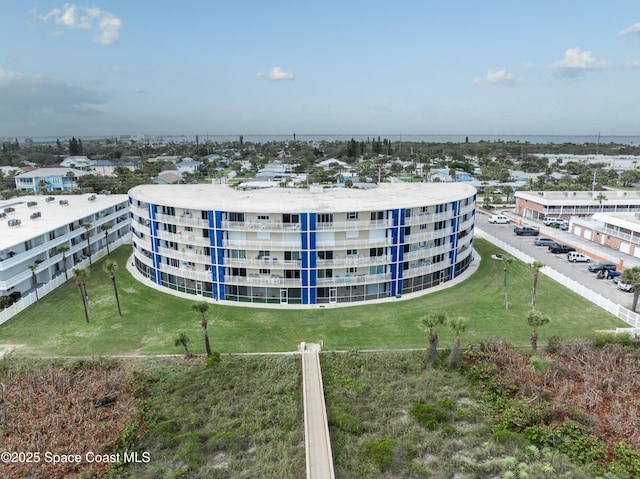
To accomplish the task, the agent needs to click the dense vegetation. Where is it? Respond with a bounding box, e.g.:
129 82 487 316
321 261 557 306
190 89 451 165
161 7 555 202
3 337 640 478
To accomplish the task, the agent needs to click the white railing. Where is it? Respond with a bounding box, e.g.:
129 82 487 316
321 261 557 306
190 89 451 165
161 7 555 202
0 235 132 326
475 228 640 330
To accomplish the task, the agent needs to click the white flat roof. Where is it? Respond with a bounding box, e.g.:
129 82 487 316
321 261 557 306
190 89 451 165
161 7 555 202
0 194 129 250
129 183 477 213
515 190 640 205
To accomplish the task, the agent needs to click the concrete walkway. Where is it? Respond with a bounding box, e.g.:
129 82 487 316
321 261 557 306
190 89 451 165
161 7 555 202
301 342 335 479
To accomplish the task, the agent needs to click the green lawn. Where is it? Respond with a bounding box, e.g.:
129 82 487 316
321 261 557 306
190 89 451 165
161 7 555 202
0 240 628 357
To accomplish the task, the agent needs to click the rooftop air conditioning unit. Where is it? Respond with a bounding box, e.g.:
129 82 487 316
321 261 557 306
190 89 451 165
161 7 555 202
8 219 21 227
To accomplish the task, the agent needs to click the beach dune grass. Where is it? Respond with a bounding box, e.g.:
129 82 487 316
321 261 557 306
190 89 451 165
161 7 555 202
0 240 628 356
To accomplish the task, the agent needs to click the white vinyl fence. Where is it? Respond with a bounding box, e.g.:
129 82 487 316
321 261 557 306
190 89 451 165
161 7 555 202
0 236 132 327
475 228 640 334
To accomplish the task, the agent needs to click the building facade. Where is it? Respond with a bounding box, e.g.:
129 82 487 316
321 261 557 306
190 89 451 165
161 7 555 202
571 212 640 261
14 167 88 193
0 194 131 299
129 183 477 305
515 190 640 221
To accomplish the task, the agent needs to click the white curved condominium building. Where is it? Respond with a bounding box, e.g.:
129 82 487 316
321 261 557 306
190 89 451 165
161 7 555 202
129 183 476 305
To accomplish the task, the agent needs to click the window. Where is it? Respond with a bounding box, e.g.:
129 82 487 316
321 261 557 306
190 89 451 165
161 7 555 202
229 212 244 222
404 226 411 236
284 251 301 261
405 208 412 218
184 209 191 216
420 224 428 230
202 228 209 238
420 206 429 213
346 249 358 256
370 211 384 221
185 226 193 232
231 250 246 259
369 247 384 257
259 268 271 275
318 251 334 260
317 269 333 279
282 214 299 224
318 213 333 224
369 265 384 275
347 212 358 220
257 214 269 221
284 270 300 279
347 267 358 274
434 221 447 231
201 210 209 220
231 268 247 276
258 250 270 258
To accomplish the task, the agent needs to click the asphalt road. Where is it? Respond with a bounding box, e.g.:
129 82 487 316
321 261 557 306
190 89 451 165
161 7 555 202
476 211 635 309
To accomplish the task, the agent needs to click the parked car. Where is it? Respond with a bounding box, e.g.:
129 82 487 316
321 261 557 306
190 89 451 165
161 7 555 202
534 237 556 247
548 243 576 254
610 271 622 283
566 252 590 263
618 281 635 293
549 220 569 231
587 262 617 273
513 226 540 236
488 215 510 224
543 216 563 226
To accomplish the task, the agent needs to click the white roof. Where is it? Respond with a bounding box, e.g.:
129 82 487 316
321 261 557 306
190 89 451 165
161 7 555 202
515 190 640 206
129 182 476 213
15 167 88 178
0 194 128 249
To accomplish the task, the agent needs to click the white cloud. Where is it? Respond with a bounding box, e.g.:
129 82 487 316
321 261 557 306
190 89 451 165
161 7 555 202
30 3 123 45
549 48 608 78
619 22 640 35
257 67 294 81
0 66 109 118
474 68 518 85
622 59 640 69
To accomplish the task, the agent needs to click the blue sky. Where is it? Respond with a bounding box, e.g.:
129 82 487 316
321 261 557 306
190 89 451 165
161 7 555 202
1 1 640 137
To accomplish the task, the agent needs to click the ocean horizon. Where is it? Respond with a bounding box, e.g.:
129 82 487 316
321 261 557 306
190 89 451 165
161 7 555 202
10 133 640 146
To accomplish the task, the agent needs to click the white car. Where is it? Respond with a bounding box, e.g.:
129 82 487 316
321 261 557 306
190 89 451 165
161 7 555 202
618 281 635 293
488 215 509 224
566 252 590 263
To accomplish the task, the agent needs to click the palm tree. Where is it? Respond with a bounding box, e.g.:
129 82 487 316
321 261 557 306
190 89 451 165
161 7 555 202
502 255 513 310
594 192 607 211
28 263 39 303
530 260 544 310
419 312 447 361
527 310 550 351
57 244 70 280
73 267 90 323
191 301 212 357
82 222 92 265
103 259 122 316
101 223 113 255
620 266 640 312
174 332 191 359
448 316 467 368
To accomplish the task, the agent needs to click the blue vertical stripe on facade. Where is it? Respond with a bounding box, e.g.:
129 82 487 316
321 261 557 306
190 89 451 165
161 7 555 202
308 213 316 304
301 213 309 305
148 203 161 284
449 201 460 279
213 210 225 300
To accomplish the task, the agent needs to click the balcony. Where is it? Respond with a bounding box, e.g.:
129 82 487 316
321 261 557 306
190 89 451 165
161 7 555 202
316 272 391 286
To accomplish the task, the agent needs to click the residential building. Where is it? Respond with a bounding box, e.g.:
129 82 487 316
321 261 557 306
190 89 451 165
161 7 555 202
61 156 93 169
129 183 476 305
514 190 640 221
571 212 640 261
14 167 88 193
0 194 131 299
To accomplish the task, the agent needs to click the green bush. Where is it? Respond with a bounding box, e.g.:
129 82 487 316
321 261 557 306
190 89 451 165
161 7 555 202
609 442 640 478
592 332 636 348
360 438 396 471
409 398 454 430
329 409 362 435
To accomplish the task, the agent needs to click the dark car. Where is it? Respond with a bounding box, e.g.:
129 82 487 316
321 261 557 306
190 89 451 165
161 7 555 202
514 226 540 236
548 243 576 254
587 262 617 273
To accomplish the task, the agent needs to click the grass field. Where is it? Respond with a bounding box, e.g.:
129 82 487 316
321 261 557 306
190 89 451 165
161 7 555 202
0 239 629 357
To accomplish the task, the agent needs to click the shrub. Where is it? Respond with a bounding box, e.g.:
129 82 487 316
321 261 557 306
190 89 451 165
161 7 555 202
546 335 563 353
360 438 396 471
592 332 634 348
0 295 13 309
409 398 455 430
330 409 362 435
610 442 640 478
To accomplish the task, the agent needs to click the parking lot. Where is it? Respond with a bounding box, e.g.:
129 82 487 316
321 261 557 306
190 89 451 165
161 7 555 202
477 210 638 309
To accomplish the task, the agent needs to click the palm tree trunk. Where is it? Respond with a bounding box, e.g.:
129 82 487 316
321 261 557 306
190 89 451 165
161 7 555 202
633 290 639 313
503 269 509 310
530 331 538 351
77 282 89 323
111 276 122 316
63 256 68 280
428 331 438 361
32 274 39 303
105 232 110 255
532 274 538 310
203 329 212 357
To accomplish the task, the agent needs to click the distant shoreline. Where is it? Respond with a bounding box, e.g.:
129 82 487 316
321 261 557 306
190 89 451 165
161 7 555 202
8 133 640 146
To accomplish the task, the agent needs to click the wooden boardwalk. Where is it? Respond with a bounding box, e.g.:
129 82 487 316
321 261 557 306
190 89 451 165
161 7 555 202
301 343 335 479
